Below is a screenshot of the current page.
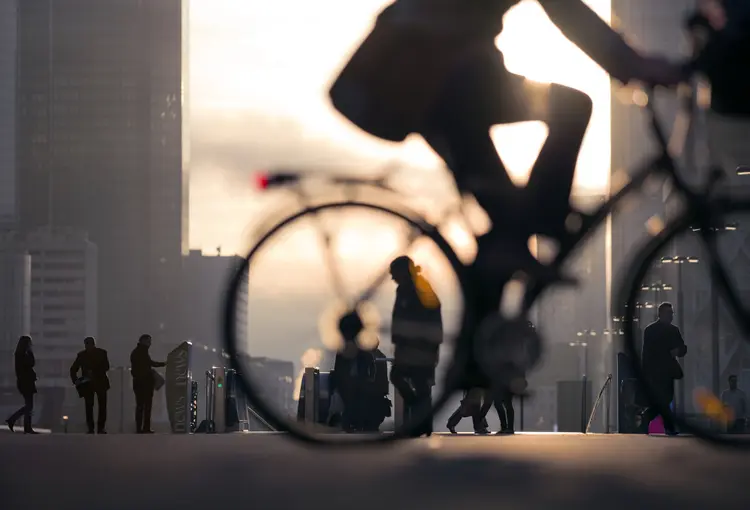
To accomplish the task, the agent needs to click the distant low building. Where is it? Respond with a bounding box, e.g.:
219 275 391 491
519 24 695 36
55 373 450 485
241 354 295 417
26 228 97 430
182 249 247 354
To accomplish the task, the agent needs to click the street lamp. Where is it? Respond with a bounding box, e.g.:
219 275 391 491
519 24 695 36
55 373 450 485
572 330 596 379
641 282 673 300
633 302 655 324
660 255 700 414
641 283 673 320
689 223 739 396
736 166 750 176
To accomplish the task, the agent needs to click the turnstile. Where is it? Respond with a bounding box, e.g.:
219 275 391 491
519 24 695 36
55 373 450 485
196 366 274 433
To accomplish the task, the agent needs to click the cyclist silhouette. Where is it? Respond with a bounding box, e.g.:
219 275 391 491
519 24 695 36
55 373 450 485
330 0 686 392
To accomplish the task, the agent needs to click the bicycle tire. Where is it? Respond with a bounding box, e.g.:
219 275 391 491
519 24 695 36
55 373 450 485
620 198 750 448
223 200 475 446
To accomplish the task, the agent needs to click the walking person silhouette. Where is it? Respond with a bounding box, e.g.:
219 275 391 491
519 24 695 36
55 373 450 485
5 336 39 434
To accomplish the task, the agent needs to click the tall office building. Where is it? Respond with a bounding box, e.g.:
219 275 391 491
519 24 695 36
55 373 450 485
0 234 31 387
0 0 17 229
16 0 189 362
610 0 696 279
609 1 721 419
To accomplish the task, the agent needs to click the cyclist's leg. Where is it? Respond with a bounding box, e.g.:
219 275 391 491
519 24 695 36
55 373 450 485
420 47 524 238
525 84 592 238
421 46 592 240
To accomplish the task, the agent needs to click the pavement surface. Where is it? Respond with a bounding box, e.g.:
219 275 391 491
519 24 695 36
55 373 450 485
1 432 749 510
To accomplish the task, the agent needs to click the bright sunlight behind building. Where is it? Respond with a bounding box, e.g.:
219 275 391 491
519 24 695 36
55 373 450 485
495 0 612 192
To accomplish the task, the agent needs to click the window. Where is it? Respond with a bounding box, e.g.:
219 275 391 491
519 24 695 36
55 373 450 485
44 250 82 258
45 262 85 271
44 277 82 284
42 318 66 326
44 331 69 339
44 304 84 312
44 290 84 298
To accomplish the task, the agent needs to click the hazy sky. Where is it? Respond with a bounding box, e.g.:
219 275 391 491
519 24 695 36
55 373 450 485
188 0 612 255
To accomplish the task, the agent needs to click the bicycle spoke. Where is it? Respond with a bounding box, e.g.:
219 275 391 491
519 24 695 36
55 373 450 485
350 225 423 307
310 213 349 301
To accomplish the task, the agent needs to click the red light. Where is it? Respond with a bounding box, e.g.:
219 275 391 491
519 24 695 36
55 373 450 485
254 173 269 190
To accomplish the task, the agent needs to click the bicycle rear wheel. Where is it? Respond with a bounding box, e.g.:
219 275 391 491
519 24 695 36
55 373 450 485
223 200 473 445
620 198 750 448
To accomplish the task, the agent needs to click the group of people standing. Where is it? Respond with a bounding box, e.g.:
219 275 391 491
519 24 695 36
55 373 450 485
5 333 167 434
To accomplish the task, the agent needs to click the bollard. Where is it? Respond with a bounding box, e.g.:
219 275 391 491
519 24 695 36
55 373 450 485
605 374 612 433
63 415 68 434
214 367 227 433
580 375 588 433
303 367 318 426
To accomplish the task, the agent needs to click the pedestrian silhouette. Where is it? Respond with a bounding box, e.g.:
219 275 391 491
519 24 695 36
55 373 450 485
640 302 687 435
447 388 491 434
130 334 166 433
70 337 111 434
389 255 442 437
5 336 38 434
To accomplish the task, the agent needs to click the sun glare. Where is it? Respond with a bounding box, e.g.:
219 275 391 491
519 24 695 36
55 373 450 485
495 0 612 193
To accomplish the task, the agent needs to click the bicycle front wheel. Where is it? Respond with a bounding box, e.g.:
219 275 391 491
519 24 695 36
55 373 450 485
620 198 750 448
223 200 473 445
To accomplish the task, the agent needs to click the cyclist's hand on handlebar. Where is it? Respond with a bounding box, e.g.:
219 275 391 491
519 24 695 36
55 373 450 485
633 55 688 87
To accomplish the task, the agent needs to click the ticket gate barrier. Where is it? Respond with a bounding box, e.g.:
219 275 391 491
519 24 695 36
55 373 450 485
196 366 274 433
190 381 199 433
165 341 194 434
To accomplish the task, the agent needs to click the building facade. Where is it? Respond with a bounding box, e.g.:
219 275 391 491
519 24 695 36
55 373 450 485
16 0 189 364
0 0 17 228
182 250 247 351
0 236 31 387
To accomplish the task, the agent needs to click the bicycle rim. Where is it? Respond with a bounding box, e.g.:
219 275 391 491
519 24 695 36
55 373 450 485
223 200 475 446
620 199 750 448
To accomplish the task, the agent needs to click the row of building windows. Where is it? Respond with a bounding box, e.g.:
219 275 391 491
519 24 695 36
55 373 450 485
31 290 84 298
42 304 86 312
29 249 84 258
31 262 86 270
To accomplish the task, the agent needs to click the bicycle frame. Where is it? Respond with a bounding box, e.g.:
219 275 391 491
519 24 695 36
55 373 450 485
255 85 722 317
522 85 731 309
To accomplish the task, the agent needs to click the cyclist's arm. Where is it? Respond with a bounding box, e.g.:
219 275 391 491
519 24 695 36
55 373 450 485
536 0 641 84
690 3 750 74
